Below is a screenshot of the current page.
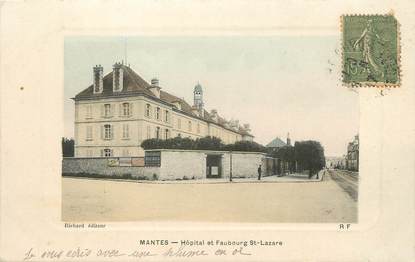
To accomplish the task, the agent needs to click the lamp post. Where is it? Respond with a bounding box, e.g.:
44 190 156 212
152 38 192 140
229 151 233 182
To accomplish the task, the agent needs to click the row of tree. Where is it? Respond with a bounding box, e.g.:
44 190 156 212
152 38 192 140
141 136 267 152
269 141 326 177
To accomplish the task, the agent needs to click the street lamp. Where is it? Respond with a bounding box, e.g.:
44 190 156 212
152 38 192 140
229 151 233 182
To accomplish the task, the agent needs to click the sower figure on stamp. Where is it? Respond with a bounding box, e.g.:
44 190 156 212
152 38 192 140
353 19 385 79
257 164 262 180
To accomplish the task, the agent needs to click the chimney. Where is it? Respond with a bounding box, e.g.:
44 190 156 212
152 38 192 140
210 109 218 122
93 65 103 94
148 78 161 98
112 62 123 92
230 119 239 130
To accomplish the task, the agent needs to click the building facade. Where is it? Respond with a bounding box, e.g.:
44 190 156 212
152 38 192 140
325 156 346 169
73 63 253 157
346 135 359 171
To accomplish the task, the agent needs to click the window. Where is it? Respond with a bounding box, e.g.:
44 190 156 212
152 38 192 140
156 107 161 120
188 121 192 132
146 126 151 139
104 149 112 157
145 104 151 118
165 110 169 122
86 126 93 140
145 151 161 167
165 129 169 140
156 127 160 139
104 104 111 117
122 124 129 139
178 118 182 129
104 124 112 140
122 103 130 116
86 105 92 119
197 123 200 134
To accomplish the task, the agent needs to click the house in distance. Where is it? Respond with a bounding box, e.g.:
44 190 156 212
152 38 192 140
72 62 254 157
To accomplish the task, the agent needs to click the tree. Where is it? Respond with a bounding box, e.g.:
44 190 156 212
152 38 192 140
294 141 325 178
272 146 296 173
140 136 266 152
224 140 266 152
62 137 74 157
194 136 224 150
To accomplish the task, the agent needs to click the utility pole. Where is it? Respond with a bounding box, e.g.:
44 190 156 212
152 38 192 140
124 37 127 65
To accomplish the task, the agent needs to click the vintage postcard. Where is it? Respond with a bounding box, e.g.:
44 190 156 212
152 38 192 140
0 1 414 262
62 36 359 223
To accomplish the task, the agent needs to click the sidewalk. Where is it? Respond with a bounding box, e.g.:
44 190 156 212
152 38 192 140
65 170 325 184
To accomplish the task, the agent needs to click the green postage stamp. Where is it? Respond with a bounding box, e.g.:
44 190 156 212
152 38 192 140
342 15 400 87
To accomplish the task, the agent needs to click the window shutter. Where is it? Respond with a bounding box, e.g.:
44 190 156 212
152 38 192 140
130 103 133 116
110 104 114 117
110 125 114 140
119 104 122 116
100 125 104 139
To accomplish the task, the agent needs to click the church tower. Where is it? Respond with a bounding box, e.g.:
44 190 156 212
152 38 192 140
193 82 204 112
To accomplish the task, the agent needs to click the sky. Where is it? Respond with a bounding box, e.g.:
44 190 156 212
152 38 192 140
64 36 359 157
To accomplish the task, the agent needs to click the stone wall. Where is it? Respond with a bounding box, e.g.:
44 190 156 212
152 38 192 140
62 157 159 180
159 151 206 180
228 153 264 178
154 150 270 180
63 150 275 181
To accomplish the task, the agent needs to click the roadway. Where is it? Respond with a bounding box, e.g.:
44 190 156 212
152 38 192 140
328 169 358 201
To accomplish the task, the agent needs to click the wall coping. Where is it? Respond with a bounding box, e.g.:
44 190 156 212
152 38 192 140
63 157 143 160
144 149 267 155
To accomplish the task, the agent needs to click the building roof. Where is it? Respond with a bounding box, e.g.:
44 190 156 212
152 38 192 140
75 65 155 99
266 137 286 148
74 64 253 137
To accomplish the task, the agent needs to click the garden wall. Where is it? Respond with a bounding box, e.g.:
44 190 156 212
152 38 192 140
62 157 159 180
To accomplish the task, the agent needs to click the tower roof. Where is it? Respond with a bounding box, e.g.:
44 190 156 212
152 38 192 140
194 83 203 93
266 137 287 148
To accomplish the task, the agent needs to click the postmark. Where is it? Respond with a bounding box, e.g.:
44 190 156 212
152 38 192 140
342 14 400 87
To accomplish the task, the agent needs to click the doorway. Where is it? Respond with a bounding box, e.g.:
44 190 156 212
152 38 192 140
206 154 222 178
